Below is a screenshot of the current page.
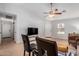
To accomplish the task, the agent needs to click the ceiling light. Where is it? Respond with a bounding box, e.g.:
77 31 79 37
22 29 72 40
44 3 66 18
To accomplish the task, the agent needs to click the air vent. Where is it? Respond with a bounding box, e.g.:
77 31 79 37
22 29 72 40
5 15 13 19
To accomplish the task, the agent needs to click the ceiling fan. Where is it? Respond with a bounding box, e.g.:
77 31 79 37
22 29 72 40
44 3 66 17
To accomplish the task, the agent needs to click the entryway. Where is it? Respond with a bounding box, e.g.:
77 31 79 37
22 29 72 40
0 12 16 44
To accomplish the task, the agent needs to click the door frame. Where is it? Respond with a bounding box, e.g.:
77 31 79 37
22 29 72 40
0 12 16 43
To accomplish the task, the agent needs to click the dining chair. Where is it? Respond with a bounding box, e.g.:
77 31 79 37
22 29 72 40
36 37 58 56
21 34 36 56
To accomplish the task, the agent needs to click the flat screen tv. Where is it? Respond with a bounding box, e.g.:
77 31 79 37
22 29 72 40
27 27 38 35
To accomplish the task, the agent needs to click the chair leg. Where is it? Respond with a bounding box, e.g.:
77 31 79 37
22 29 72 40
32 51 36 56
29 52 31 56
32 51 34 56
24 50 25 56
65 52 67 56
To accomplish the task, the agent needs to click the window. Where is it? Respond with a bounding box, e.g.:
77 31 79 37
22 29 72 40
57 23 65 34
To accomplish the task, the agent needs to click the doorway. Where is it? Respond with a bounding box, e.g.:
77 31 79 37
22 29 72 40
0 13 16 44
2 21 13 38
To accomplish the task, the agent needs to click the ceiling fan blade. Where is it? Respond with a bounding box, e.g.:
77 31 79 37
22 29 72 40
43 12 49 14
54 12 62 15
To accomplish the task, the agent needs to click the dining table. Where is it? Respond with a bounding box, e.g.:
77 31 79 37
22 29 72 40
39 36 69 55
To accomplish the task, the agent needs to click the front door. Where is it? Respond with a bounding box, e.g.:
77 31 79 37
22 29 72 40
2 21 13 38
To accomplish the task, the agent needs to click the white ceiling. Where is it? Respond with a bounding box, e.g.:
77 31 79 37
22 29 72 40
20 3 79 21
0 3 79 21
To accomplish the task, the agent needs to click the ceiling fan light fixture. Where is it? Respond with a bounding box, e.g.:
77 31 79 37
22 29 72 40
44 3 66 18
48 14 55 17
